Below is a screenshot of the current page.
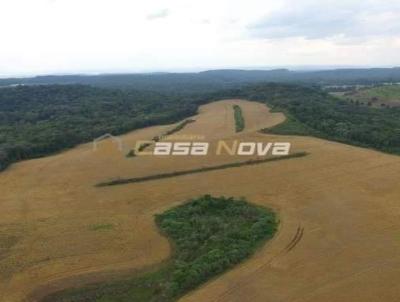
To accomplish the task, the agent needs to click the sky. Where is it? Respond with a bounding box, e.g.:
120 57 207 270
1 0 400 77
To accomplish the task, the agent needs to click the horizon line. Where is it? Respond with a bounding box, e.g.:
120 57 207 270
1 64 400 80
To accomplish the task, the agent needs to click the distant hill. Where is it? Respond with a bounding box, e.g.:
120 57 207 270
1 68 400 93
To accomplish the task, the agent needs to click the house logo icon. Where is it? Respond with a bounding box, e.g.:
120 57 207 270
93 133 124 152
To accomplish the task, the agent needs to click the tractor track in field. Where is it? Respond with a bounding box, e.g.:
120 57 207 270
284 226 304 253
210 225 304 302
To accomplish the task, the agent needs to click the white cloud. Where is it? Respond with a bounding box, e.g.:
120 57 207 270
248 0 400 41
147 9 169 20
0 0 399 77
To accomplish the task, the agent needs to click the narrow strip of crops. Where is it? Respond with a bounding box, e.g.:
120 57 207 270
97 152 308 187
233 105 245 132
126 119 195 157
41 195 278 302
157 119 195 139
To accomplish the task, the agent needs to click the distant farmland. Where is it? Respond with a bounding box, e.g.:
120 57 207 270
339 84 400 107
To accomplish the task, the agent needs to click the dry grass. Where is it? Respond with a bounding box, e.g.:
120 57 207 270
1 99 400 302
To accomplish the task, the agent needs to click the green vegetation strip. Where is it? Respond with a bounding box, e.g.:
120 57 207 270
154 119 196 141
41 195 278 302
126 119 196 157
97 152 308 187
88 223 114 231
233 105 245 132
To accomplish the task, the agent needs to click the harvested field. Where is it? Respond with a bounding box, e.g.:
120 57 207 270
43 195 278 302
1 99 400 302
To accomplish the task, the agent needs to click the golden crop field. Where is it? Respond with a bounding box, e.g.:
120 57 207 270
1 99 400 302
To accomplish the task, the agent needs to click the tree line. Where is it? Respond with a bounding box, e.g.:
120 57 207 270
1 82 400 171
207 83 400 155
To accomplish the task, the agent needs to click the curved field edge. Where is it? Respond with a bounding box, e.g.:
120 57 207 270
40 195 278 302
261 96 400 156
261 107 400 156
207 83 400 156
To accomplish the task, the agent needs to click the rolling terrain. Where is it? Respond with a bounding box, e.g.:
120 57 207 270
1 99 400 302
2 68 400 91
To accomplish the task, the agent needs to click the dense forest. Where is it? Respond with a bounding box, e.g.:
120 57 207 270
42 195 278 302
0 85 199 171
209 83 400 155
1 80 400 171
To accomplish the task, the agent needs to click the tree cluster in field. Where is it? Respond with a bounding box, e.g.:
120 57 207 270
42 195 278 302
233 105 245 132
156 195 277 298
